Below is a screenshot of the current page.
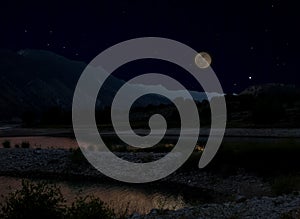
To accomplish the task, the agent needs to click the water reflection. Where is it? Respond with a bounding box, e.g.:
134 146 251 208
0 176 186 214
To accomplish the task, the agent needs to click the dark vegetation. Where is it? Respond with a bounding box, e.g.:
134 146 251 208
0 180 116 219
2 140 10 148
225 94 296 127
21 141 30 148
2 141 30 149
92 88 300 129
67 137 300 178
69 148 89 165
18 88 300 129
205 140 300 176
68 138 300 195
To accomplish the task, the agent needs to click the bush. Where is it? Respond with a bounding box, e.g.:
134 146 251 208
2 140 10 148
0 180 118 219
21 141 30 148
0 180 65 219
66 196 115 219
69 148 88 164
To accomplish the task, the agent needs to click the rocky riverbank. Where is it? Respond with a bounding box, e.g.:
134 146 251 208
129 194 300 219
0 148 269 196
1 148 300 218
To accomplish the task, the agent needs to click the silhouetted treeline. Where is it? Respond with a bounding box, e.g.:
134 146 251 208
19 92 300 128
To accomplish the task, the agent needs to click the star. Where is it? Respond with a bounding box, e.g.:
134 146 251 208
46 43 50 47
249 76 252 80
24 29 28 33
62 46 66 49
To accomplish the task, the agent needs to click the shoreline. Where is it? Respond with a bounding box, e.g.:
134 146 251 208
1 148 300 218
1 127 300 138
0 148 270 196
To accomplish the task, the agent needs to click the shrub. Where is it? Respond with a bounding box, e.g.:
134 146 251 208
66 195 115 219
141 154 154 163
21 141 30 148
0 180 65 219
2 140 10 148
69 148 88 164
0 181 117 219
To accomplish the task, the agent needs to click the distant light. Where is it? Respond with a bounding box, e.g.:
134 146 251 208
249 76 252 80
24 29 28 33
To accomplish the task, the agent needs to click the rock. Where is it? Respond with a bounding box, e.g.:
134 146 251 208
33 149 41 154
235 195 247 203
129 212 141 219
126 192 300 218
149 209 158 214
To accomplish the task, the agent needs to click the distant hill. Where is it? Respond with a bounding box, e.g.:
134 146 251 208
222 83 300 127
1 49 299 127
0 49 214 121
0 50 90 119
240 83 300 99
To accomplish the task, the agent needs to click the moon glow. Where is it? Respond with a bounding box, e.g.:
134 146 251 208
195 52 212 69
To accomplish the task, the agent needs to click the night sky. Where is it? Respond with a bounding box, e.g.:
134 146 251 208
0 1 299 93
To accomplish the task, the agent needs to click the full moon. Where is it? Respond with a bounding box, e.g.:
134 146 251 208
195 52 212 69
